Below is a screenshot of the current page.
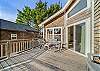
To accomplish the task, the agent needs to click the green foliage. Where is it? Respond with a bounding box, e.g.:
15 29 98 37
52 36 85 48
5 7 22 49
16 1 61 32
16 6 32 26
47 3 61 17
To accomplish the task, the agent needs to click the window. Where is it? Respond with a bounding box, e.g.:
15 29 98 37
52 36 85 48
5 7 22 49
11 34 17 40
46 27 62 42
68 0 87 17
54 28 61 34
54 28 61 41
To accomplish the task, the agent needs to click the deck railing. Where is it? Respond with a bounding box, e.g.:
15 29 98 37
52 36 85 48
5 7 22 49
0 39 33 59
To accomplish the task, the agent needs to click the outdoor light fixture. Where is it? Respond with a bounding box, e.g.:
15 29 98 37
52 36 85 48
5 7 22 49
93 54 100 64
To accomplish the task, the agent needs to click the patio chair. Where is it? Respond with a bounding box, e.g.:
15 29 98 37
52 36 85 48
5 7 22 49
61 43 68 50
44 39 61 50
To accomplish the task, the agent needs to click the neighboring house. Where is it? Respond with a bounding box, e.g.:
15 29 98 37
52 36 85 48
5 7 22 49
40 0 100 56
0 19 37 40
0 19 37 59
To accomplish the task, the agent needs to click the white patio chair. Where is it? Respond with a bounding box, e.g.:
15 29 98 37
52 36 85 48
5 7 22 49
44 39 61 50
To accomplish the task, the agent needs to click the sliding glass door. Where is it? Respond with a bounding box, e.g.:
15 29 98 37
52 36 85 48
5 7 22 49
67 23 86 54
75 23 85 54
68 26 74 50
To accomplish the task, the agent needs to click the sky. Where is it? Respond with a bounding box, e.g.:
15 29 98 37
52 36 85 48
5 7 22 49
0 0 68 22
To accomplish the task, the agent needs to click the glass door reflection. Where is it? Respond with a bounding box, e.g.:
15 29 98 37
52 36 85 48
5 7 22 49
68 26 74 50
75 23 85 54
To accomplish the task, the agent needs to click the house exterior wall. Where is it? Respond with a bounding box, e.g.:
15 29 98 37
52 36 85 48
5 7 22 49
45 14 64 28
42 0 96 56
93 0 100 54
66 8 92 26
0 29 36 40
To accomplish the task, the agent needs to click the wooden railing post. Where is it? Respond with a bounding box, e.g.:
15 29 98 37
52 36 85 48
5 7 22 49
7 41 11 57
30 40 32 49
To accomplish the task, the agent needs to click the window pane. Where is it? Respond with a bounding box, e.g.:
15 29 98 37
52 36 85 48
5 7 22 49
11 34 17 40
12 37 17 39
68 0 87 17
54 28 61 34
47 35 53 40
68 26 74 49
47 29 53 34
75 23 85 54
54 35 61 41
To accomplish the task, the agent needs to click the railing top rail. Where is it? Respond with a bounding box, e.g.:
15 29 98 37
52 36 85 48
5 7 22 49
0 39 31 43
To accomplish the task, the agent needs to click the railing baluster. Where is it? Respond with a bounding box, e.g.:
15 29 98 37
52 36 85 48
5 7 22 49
28 41 29 49
0 45 1 57
24 41 26 50
12 42 14 53
26 41 28 49
5 43 7 56
21 42 23 51
23 41 24 50
18 42 20 52
16 42 17 52
22 41 24 50
20 42 21 51
14 42 16 52
1 45 3 57
17 42 19 52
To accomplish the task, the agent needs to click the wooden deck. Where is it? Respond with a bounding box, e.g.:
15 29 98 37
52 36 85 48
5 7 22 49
37 49 87 71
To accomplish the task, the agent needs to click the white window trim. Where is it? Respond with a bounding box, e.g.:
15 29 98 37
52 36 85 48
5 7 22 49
11 34 17 40
66 0 91 20
91 0 94 54
46 27 62 42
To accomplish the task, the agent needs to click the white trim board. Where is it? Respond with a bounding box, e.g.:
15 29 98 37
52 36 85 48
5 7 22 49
68 49 86 57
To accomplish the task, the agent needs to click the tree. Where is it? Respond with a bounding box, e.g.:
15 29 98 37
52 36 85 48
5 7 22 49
47 3 61 17
16 0 61 31
16 6 32 26
32 1 47 31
